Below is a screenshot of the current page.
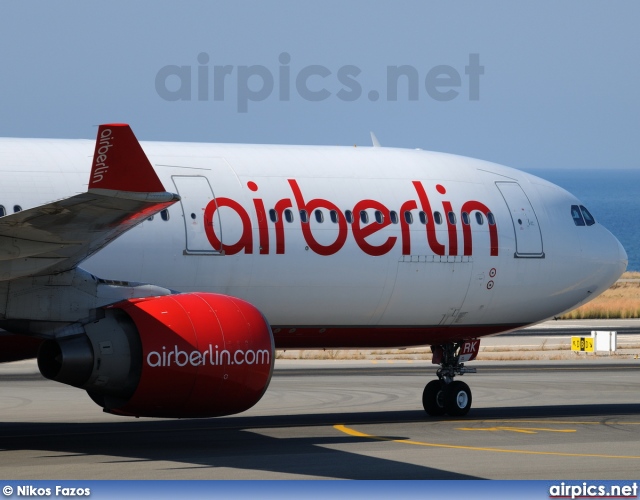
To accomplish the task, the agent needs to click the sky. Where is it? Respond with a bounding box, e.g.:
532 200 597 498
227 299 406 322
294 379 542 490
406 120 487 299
0 1 638 170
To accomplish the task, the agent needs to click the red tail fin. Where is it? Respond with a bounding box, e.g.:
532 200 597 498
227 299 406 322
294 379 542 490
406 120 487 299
89 124 165 193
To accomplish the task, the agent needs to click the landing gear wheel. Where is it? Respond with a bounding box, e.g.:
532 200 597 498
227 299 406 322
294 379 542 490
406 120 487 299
422 380 446 416
444 380 472 416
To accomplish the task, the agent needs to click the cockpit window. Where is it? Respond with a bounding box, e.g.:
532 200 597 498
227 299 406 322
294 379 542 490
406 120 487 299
580 205 596 226
571 205 585 226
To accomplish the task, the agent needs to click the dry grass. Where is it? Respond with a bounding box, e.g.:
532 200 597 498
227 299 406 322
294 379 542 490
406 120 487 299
275 336 640 361
276 349 368 360
561 273 640 319
276 344 640 361
621 271 640 279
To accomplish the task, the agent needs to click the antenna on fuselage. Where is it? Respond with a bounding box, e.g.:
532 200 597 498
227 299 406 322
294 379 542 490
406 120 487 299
370 132 381 147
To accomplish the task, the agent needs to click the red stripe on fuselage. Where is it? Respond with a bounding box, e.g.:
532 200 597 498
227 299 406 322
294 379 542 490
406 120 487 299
272 324 526 349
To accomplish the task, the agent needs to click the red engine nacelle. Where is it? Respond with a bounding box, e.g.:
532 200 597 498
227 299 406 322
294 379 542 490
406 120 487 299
38 293 274 418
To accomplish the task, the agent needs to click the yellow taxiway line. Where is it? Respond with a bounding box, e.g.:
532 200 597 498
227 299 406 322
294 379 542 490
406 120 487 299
334 424 640 459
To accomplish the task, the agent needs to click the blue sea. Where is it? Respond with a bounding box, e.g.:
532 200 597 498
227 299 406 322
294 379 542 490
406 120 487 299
525 169 640 271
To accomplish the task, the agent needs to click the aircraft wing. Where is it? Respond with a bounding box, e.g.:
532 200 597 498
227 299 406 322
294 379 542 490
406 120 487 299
0 124 179 281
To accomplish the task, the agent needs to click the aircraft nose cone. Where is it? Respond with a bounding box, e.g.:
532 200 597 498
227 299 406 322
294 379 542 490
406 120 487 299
615 235 628 276
579 226 627 299
595 231 627 292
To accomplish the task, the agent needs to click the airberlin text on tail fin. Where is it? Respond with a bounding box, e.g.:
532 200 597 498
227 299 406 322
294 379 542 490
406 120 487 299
89 124 165 193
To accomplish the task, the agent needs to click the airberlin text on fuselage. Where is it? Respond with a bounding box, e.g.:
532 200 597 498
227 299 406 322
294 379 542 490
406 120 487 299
204 180 499 257
92 127 113 184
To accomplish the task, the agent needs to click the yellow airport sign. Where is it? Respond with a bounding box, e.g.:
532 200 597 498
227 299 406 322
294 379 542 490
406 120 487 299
571 336 594 352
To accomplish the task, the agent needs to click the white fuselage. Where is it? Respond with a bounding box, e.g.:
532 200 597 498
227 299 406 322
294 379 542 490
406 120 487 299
0 137 627 348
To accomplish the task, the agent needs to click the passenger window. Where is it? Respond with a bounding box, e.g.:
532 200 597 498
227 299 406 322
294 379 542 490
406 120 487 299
300 210 309 223
475 212 484 225
269 209 278 223
448 212 457 225
571 205 585 226
419 211 427 225
434 211 443 225
360 210 369 224
390 211 399 224
375 210 384 224
13 205 21 213
487 212 496 226
160 209 170 221
0 206 5 217
462 212 470 225
404 211 413 224
345 210 354 224
284 209 294 223
330 210 338 223
315 209 324 223
147 215 154 221
580 205 595 226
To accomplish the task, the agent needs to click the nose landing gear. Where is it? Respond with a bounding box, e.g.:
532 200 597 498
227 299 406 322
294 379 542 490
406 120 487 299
422 340 478 417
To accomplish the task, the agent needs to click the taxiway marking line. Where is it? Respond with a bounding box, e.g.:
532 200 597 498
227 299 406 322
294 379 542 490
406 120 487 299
447 420 640 426
334 424 640 459
456 426 576 434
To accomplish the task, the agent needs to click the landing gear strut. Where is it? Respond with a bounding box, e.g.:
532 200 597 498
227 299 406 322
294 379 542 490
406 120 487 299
422 341 477 417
